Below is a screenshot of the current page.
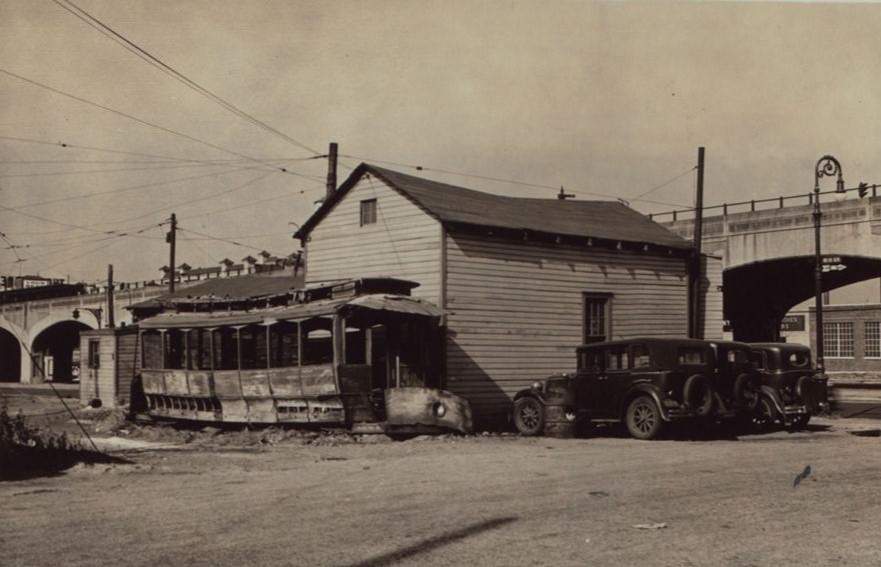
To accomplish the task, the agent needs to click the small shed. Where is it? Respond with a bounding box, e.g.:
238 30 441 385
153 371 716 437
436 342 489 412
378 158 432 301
78 326 141 409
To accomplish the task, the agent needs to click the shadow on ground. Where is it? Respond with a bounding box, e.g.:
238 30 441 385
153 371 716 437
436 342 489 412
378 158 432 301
336 516 519 567
0 446 132 482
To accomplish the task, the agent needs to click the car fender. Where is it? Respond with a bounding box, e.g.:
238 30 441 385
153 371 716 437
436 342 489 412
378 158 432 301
759 385 787 417
513 386 546 405
622 383 671 422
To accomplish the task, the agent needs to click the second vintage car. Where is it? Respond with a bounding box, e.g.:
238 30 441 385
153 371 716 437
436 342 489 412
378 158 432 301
513 337 759 440
749 342 829 430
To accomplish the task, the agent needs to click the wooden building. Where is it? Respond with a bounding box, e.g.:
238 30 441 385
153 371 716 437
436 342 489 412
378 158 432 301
78 326 140 409
295 164 723 426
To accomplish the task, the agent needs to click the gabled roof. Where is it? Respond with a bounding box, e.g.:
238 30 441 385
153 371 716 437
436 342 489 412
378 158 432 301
294 163 691 251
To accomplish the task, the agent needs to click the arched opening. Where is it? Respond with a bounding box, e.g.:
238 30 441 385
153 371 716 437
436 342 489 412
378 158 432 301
30 320 91 383
724 255 881 342
0 327 22 382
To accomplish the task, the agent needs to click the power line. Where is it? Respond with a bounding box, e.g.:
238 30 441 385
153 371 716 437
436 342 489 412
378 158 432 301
0 68 320 180
177 227 275 253
101 169 278 226
0 135 316 166
53 0 323 156
629 166 698 202
2 164 281 214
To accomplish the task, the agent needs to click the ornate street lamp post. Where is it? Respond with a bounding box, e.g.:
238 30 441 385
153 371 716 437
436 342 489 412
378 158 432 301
813 155 845 376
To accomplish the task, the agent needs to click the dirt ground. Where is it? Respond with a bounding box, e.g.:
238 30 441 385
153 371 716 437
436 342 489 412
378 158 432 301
3 389 881 567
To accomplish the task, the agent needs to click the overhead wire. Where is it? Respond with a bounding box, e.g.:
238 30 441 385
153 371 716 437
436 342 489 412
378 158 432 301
629 165 698 203
0 68 322 181
102 169 278 226
52 0 323 156
176 227 275 253
3 164 290 214
0 135 319 167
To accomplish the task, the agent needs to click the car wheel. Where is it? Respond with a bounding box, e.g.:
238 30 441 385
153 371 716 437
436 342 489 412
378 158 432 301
513 396 545 436
625 396 663 440
752 396 778 432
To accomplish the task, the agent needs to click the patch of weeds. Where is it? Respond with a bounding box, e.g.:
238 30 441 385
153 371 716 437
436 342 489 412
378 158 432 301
1 404 123 481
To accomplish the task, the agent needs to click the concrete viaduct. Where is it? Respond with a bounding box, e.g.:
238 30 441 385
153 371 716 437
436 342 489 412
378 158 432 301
659 190 881 341
0 285 165 384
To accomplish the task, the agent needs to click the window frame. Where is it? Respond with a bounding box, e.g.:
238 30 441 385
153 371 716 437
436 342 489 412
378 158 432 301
582 292 613 344
823 321 854 359
865 321 881 359
359 198 377 227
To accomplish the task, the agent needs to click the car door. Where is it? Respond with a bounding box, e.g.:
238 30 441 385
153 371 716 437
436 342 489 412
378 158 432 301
574 347 607 418
603 344 633 416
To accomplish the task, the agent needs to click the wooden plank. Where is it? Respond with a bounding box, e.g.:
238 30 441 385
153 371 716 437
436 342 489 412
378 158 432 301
213 370 242 399
300 363 338 396
187 372 213 396
141 370 166 395
240 371 272 398
267 368 301 397
164 371 189 396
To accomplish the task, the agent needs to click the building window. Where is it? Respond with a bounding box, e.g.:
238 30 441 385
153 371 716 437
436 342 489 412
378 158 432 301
360 199 377 226
583 293 612 343
87 339 100 369
865 321 881 358
824 322 854 358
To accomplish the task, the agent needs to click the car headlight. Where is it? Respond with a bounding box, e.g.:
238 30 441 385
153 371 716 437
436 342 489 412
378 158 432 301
532 381 542 390
433 402 446 418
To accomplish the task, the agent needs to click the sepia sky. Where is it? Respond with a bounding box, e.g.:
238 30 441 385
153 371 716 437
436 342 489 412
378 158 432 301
1 0 880 285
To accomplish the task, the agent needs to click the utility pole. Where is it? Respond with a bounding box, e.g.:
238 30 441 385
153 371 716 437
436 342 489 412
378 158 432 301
690 147 705 339
106 264 115 328
167 213 177 293
326 142 338 201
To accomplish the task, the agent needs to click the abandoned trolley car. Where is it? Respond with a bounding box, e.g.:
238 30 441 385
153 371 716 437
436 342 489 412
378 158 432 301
136 277 472 433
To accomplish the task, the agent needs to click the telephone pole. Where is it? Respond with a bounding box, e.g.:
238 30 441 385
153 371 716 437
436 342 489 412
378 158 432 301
690 147 705 339
167 213 177 293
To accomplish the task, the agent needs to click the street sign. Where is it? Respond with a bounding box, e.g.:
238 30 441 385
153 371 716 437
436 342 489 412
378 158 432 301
780 315 805 332
821 256 846 272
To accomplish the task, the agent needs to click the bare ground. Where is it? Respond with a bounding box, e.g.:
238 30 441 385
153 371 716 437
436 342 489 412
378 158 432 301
2 389 881 566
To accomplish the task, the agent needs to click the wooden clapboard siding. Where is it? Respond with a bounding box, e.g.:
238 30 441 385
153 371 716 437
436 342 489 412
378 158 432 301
701 255 724 340
306 175 441 303
444 231 690 418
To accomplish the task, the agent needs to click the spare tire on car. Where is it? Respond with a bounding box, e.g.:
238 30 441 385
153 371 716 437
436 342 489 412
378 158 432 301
683 374 715 417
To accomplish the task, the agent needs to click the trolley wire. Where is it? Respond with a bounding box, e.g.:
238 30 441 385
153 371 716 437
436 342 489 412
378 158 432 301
52 0 323 156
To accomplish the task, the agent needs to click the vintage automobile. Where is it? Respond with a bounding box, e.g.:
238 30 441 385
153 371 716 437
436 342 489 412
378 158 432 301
513 338 745 440
707 340 761 417
748 342 829 430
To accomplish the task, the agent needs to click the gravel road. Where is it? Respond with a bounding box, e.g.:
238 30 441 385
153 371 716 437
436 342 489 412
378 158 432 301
3 415 881 567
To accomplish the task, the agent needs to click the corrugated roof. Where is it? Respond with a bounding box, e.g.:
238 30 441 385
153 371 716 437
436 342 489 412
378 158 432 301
129 274 301 310
296 163 691 250
139 293 441 329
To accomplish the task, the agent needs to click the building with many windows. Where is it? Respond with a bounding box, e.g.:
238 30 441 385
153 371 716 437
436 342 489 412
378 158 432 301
807 304 881 374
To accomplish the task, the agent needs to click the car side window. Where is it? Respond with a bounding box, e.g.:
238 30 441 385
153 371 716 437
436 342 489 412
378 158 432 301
607 348 630 371
677 347 706 366
631 344 651 368
580 350 604 372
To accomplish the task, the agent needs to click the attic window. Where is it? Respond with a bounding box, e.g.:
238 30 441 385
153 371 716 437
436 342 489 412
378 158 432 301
360 199 377 226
